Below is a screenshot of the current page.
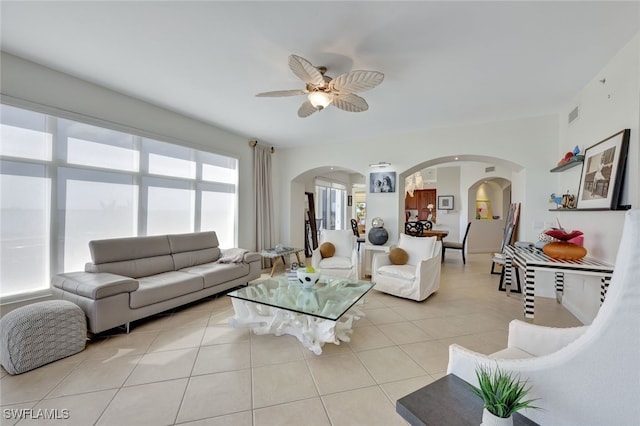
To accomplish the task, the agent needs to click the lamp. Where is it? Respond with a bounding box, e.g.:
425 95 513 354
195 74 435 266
308 91 332 109
415 173 424 189
405 171 424 197
406 175 415 197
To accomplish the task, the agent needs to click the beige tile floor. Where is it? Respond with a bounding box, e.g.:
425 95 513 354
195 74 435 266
0 253 581 426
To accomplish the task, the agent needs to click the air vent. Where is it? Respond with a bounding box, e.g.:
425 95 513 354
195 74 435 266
568 106 579 124
485 166 495 173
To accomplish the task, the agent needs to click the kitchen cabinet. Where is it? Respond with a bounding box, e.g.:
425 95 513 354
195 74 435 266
405 189 437 222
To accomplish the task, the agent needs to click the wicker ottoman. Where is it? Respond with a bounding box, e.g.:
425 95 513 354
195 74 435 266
1 300 86 375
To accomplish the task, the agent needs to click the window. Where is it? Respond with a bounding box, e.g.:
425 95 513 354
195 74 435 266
61 118 138 172
58 168 138 272
0 162 51 297
201 186 236 248
315 179 347 231
0 105 52 161
145 178 195 236
0 104 238 301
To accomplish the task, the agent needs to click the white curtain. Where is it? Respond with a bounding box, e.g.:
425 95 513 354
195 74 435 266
254 144 275 268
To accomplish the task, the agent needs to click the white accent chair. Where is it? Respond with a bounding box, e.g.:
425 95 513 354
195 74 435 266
311 229 359 281
447 209 640 425
371 234 441 301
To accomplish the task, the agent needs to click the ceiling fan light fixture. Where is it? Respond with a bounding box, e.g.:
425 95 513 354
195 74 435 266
307 91 332 109
257 54 383 117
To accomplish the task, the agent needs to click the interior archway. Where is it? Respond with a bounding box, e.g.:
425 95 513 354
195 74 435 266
289 166 365 256
397 155 521 254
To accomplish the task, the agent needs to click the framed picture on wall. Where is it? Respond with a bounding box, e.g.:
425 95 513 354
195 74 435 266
576 129 630 210
369 172 396 193
438 195 454 210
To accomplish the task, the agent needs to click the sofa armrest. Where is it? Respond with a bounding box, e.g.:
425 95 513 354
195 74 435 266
243 251 262 263
507 319 588 356
51 271 138 300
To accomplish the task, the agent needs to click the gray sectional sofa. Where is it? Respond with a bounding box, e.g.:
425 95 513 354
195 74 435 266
52 231 262 333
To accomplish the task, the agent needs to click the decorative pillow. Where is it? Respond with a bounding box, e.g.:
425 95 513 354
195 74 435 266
319 242 335 258
389 247 409 265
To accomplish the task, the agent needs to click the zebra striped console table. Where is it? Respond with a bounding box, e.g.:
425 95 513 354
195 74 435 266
503 245 614 320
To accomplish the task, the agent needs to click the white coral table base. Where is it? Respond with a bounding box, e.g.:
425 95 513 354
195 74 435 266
229 298 365 355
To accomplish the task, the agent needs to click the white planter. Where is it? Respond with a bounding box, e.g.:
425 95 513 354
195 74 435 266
481 408 513 426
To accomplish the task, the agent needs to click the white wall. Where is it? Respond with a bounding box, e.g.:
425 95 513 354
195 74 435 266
429 166 460 241
277 114 559 252
0 52 258 251
552 33 640 323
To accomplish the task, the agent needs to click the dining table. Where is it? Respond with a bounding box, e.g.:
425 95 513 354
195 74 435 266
422 229 448 240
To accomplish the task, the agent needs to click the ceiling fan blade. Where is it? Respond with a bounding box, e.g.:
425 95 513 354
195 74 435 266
297 100 318 118
329 70 384 93
289 54 326 88
256 89 306 97
331 93 369 112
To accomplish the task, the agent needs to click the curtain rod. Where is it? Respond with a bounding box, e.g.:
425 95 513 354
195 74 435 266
249 140 275 153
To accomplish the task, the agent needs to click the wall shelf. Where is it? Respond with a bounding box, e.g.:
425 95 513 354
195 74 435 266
549 205 631 212
550 155 584 173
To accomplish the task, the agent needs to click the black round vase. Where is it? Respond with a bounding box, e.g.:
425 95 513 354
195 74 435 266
368 227 389 245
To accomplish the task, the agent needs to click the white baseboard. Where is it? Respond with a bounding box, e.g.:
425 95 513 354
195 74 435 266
562 299 590 325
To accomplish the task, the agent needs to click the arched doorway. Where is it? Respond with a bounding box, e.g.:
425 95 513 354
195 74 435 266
467 177 512 253
397 156 522 253
289 166 365 254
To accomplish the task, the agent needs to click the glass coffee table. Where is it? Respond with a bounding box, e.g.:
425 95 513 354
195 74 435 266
227 276 374 354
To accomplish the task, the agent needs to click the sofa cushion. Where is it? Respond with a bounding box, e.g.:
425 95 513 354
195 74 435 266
129 271 204 309
89 235 171 264
319 242 335 258
172 248 221 270
168 231 219 253
318 256 352 270
389 247 409 265
378 264 416 281
180 262 249 288
86 255 175 279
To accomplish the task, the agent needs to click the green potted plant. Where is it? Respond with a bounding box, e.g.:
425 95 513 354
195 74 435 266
471 365 539 426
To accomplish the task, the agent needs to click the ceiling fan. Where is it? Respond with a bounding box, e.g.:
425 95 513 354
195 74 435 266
256 54 384 118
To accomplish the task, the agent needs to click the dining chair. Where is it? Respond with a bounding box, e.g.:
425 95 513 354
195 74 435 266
350 219 365 251
404 221 424 237
491 223 521 292
442 222 471 264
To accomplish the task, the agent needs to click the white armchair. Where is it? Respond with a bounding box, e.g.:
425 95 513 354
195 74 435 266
447 209 640 425
311 229 359 281
372 234 441 301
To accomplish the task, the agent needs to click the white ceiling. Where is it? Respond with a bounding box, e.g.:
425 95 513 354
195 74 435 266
1 1 639 149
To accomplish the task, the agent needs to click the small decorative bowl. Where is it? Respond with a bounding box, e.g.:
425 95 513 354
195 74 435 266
296 270 321 288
